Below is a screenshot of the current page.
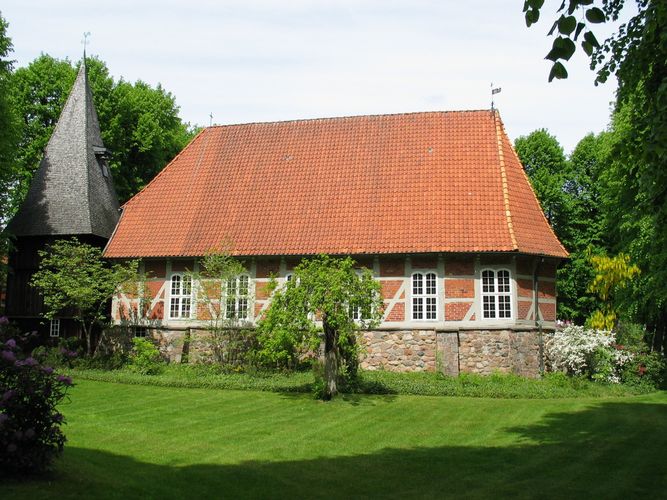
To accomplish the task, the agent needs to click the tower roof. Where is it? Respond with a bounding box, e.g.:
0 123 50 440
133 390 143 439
6 59 120 239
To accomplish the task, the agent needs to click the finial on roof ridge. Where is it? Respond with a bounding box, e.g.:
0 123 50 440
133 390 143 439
82 31 91 61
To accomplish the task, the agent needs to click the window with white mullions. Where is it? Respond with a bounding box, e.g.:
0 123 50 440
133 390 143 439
226 275 250 320
50 319 60 337
412 272 438 320
481 269 512 319
169 274 192 319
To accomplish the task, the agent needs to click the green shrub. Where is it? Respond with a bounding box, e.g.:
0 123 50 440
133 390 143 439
621 351 666 388
32 337 81 369
128 338 163 375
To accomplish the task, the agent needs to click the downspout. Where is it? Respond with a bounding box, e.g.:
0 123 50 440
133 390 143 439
533 257 544 374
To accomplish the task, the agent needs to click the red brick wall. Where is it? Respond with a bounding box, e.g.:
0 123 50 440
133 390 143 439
255 281 271 300
256 259 280 278
518 300 532 321
517 278 532 298
171 260 195 272
539 302 556 321
411 255 438 269
538 280 556 300
381 280 404 300
380 257 405 277
385 302 405 322
446 302 472 321
445 279 474 298
144 260 166 278
445 257 474 276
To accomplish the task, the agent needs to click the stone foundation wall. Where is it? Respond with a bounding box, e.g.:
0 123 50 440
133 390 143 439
148 327 544 378
359 328 543 377
359 330 437 372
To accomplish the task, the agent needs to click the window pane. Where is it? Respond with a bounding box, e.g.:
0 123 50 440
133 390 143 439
226 298 236 319
426 297 437 320
171 275 181 295
239 275 249 295
426 273 436 295
412 297 423 320
483 296 495 319
227 278 236 296
182 275 192 295
482 270 494 293
498 295 511 318
498 270 510 293
181 298 191 317
238 298 248 319
170 298 180 318
413 273 423 295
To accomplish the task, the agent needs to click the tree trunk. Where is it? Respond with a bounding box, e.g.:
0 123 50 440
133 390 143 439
323 318 338 400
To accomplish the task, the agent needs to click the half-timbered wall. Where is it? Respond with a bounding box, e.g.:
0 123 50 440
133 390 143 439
112 253 558 330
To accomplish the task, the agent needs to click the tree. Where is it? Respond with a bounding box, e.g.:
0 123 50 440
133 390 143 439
189 250 255 365
258 255 382 400
514 129 571 237
525 1 667 352
0 12 21 279
31 239 140 356
9 54 195 205
586 251 640 330
558 133 610 322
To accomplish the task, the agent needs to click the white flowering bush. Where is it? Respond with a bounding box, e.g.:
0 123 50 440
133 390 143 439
545 325 634 384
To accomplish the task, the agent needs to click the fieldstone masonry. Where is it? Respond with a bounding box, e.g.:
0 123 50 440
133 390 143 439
359 328 543 377
148 327 544 378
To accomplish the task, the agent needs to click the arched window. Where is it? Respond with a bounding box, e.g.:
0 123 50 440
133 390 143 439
412 272 437 320
169 274 192 319
226 275 250 320
481 269 512 319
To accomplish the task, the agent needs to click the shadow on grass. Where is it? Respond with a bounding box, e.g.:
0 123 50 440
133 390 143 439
5 400 667 499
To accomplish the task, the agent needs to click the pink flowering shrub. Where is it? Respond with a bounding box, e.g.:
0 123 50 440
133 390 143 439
0 337 73 475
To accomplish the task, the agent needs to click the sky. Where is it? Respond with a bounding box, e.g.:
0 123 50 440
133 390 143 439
2 0 631 154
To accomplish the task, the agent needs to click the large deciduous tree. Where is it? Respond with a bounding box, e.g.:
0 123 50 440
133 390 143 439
0 12 21 261
10 54 195 205
258 255 382 400
525 0 667 352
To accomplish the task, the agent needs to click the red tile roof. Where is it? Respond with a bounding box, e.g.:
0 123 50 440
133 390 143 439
104 110 568 259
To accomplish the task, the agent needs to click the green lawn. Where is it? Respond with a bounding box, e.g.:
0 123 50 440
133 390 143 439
6 381 667 499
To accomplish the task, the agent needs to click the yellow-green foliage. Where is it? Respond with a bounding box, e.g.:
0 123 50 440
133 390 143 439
586 251 640 330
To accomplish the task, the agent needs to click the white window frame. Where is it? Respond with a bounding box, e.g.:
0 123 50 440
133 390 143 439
225 275 251 321
411 271 438 321
49 319 60 338
481 268 513 320
169 273 193 319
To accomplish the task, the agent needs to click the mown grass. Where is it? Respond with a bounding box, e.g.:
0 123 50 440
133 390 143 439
5 380 667 499
67 364 653 399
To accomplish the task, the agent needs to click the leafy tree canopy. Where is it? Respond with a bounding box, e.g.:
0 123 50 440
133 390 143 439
10 54 195 206
0 12 21 243
31 238 141 356
258 255 382 399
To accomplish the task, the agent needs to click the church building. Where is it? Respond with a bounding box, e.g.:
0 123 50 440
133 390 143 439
104 110 568 376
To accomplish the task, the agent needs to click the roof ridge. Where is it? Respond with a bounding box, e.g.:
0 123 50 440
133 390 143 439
81 60 94 235
493 111 518 251
206 109 493 129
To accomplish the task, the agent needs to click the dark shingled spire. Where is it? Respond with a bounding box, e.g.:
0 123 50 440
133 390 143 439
6 59 120 238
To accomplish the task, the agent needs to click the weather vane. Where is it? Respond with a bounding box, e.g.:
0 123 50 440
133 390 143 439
82 32 91 57
491 82 502 110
